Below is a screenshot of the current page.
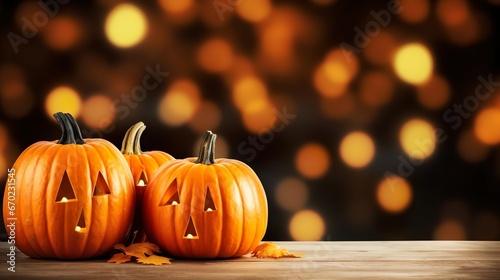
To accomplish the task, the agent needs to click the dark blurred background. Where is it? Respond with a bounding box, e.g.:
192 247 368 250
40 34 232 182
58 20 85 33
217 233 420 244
1 0 500 241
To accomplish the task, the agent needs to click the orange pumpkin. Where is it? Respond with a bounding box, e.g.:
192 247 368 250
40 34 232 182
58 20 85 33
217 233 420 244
120 122 174 243
142 131 268 259
2 112 135 259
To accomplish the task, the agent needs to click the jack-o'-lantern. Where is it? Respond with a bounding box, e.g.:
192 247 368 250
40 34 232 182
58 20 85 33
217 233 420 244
142 130 268 259
120 122 174 243
2 112 135 259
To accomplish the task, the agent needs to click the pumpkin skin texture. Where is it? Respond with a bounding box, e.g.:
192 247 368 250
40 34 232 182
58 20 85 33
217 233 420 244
120 122 174 244
142 131 268 259
2 113 135 259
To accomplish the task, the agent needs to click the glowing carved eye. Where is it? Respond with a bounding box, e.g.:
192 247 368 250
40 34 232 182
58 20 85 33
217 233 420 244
137 171 147 186
55 171 77 203
93 171 111 196
204 187 216 212
159 178 180 206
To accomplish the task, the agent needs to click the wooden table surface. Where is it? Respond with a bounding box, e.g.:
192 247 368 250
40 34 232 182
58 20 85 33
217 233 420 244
1 241 499 279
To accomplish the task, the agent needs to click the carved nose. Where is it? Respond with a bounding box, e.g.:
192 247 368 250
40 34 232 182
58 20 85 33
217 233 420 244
184 215 198 239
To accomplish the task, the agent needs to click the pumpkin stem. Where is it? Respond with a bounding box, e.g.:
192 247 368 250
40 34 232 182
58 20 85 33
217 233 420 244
121 122 146 155
194 131 216 165
54 112 86 145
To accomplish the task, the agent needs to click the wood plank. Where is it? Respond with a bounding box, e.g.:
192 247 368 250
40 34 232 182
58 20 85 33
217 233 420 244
1 241 499 279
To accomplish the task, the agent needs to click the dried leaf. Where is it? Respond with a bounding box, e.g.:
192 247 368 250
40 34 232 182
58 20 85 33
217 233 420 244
114 242 161 258
251 242 303 259
107 253 133 264
137 255 172 266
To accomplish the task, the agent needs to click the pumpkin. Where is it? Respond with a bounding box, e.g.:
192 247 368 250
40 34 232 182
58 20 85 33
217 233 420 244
142 130 268 259
120 122 174 243
2 112 135 259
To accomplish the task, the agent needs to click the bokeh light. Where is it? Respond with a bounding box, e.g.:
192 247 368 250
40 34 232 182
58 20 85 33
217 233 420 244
197 38 234 73
158 79 201 127
45 86 82 119
399 119 436 160
289 210 325 241
275 177 309 211
473 107 500 145
232 76 269 113
416 74 451 110
81 95 115 129
158 0 193 14
393 43 433 85
436 0 470 28
359 71 394 107
320 94 355 119
457 130 489 163
42 17 82 50
364 32 399 66
241 102 276 134
0 123 7 152
339 131 375 168
434 219 467 240
376 176 412 213
236 0 272 23
398 0 429 23
105 4 148 48
295 143 330 179
188 100 221 133
314 48 359 98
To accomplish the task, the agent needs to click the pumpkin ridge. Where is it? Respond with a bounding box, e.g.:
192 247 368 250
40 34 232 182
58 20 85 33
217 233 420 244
75 144 92 256
216 162 245 257
25 143 55 257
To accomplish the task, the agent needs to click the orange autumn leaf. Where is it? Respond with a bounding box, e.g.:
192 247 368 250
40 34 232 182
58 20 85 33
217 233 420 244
107 253 133 264
251 242 303 259
114 242 161 258
137 255 172 266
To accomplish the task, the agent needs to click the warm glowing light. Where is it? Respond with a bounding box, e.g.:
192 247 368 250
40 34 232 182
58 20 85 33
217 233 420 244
376 176 412 213
289 210 325 241
171 201 178 205
186 234 194 239
197 38 234 73
399 119 436 159
399 0 429 23
75 226 82 232
275 177 309 211
436 0 470 27
339 132 375 168
43 17 82 50
81 95 115 129
474 108 500 145
364 32 399 66
295 143 330 179
0 124 7 152
443 14 482 46
314 49 359 98
45 86 82 119
457 130 489 163
320 95 355 119
416 75 450 110
393 43 433 85
61 197 68 203
359 71 394 107
105 4 148 48
236 0 272 23
206 208 213 212
189 101 221 133
0 86 34 119
158 0 193 14
434 219 466 240
138 180 146 187
232 76 269 113
241 102 276 134
158 80 201 127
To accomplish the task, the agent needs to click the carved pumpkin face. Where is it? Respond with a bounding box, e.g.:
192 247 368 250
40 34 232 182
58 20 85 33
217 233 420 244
120 122 174 244
142 131 268 259
2 113 135 259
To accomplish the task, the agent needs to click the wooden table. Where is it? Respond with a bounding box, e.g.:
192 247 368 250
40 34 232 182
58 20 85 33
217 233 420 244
1 241 499 279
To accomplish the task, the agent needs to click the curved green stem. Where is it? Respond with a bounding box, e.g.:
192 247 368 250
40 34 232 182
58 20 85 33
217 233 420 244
194 131 216 165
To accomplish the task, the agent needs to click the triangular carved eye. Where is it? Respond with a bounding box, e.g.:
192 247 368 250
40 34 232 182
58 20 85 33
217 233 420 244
137 171 147 187
159 178 180 206
204 187 216 212
93 171 111 196
75 210 87 233
183 215 198 239
56 171 77 202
